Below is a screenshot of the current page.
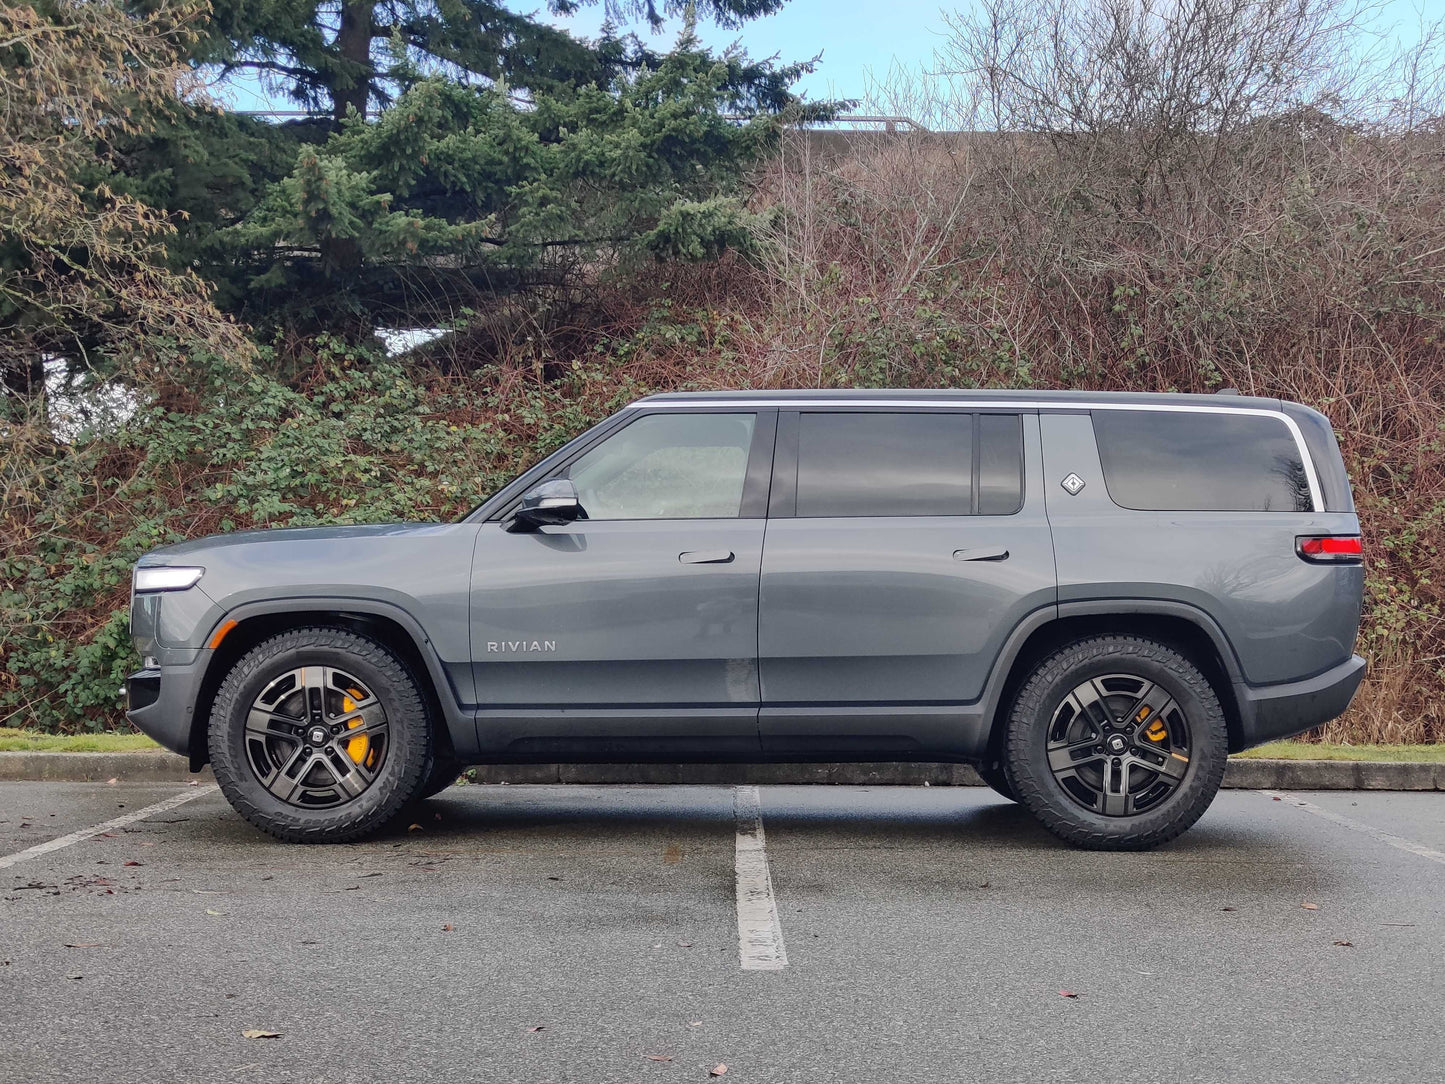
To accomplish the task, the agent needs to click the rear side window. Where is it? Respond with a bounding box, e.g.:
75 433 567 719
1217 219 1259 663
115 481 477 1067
1093 410 1312 512
793 412 1024 517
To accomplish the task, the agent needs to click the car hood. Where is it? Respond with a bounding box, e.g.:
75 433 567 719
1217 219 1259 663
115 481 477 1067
138 522 455 564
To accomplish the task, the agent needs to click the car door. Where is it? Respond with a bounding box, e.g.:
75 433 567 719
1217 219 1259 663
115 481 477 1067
757 409 1057 758
469 408 774 759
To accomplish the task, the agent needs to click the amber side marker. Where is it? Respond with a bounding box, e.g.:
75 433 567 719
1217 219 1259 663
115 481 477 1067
207 619 238 650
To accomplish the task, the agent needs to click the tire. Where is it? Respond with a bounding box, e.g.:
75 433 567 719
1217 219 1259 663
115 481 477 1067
975 763 1018 803
1003 635 1227 851
208 627 434 843
415 757 462 801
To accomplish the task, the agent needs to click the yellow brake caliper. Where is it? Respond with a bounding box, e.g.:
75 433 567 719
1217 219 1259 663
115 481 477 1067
343 691 369 765
1141 711 1188 762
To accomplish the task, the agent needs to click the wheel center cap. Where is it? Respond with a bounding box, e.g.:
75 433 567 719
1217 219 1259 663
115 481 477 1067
307 725 329 746
1106 734 1129 754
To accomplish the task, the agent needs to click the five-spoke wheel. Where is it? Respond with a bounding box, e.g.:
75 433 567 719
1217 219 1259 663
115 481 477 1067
209 627 434 843
1003 635 1228 850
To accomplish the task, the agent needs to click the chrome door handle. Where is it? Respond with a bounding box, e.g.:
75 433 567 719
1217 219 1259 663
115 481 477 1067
953 547 1009 562
679 550 736 564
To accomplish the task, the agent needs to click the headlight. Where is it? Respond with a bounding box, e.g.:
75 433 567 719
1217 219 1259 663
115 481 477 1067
133 566 204 593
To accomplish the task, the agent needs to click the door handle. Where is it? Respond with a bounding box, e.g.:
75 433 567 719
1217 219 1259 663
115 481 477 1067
679 550 736 564
953 547 1010 562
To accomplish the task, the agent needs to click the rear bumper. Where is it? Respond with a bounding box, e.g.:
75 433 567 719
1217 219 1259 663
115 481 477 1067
125 655 211 764
1233 654 1366 750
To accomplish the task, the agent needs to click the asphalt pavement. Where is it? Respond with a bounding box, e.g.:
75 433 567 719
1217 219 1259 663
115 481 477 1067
2 781 1442 1084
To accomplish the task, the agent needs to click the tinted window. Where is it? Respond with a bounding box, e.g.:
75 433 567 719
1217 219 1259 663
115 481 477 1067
1093 410 1312 512
978 414 1024 515
566 412 755 519
797 413 972 517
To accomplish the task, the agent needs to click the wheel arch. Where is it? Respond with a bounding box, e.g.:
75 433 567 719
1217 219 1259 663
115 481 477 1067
981 601 1246 761
188 600 469 771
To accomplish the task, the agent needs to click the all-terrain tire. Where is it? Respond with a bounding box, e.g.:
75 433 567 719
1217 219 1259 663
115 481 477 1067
1003 635 1228 850
414 757 462 801
208 626 434 843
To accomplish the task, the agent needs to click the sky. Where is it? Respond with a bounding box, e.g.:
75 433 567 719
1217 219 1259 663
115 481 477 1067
217 0 1439 124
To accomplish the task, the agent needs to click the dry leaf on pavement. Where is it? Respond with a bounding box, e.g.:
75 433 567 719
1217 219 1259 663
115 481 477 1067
1058 990 1079 998
710 1065 728 1077
1301 903 1319 910
242 1030 281 1039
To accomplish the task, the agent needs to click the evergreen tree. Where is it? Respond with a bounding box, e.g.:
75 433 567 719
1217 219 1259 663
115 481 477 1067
168 1 831 336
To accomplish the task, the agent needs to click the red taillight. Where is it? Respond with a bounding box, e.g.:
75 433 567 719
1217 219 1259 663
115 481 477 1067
1297 535 1363 563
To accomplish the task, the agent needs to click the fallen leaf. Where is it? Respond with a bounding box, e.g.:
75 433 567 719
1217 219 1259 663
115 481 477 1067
1271 796 1282 801
710 1065 728 1077
407 823 423 832
122 860 142 867
67 973 83 980
689 1021 702 1027
106 778 117 785
242 1030 280 1040
1058 990 1079 999
206 909 225 916
643 1055 674 1062
1333 940 1354 947
64 943 101 948
676 941 693 948
526 1026 546 1033
442 924 453 932
1222 906 1236 912
187 780 201 787
1301 903 1319 911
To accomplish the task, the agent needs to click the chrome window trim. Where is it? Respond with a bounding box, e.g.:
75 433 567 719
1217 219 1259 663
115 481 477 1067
631 399 1324 512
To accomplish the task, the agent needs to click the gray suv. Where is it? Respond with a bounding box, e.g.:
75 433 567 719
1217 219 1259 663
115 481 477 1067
126 390 1365 849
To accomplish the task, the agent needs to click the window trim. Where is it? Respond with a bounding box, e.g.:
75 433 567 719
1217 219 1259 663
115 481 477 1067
773 408 1025 521
643 399 1320 512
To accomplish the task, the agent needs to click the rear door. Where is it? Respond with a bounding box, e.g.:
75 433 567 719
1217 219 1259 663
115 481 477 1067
469 408 775 759
756 408 1057 758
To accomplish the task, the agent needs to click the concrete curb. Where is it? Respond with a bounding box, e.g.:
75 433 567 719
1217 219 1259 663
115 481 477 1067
2 751 1441 790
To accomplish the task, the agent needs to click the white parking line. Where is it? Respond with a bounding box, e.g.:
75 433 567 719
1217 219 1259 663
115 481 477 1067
1261 790 1445 866
734 784 788 970
0 785 218 871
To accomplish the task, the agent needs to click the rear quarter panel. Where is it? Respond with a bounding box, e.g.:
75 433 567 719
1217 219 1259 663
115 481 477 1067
1041 412 1364 686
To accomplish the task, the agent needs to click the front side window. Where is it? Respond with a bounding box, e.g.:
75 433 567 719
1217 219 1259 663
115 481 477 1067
1093 410 1312 512
565 412 756 520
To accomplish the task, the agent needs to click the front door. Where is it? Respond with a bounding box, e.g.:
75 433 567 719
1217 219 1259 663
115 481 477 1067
757 410 1057 757
470 409 774 760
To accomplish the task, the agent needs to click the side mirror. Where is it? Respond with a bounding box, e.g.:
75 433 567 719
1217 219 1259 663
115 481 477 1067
505 478 582 533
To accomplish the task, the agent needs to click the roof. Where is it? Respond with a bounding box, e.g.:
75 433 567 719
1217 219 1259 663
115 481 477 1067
631 388 1284 410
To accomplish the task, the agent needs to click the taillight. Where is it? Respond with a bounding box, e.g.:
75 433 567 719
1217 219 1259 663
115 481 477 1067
1296 535 1363 564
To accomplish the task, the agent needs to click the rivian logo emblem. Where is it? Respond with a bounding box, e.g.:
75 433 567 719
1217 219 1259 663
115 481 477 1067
486 640 557 653
1060 473 1086 495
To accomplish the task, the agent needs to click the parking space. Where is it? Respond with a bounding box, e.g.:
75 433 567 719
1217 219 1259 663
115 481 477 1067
2 782 1442 1083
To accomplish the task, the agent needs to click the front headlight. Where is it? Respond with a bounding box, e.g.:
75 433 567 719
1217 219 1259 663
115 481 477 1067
133 566 204 593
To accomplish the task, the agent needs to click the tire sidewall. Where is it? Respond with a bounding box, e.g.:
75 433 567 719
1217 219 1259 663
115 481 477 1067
1006 638 1227 848
209 630 432 840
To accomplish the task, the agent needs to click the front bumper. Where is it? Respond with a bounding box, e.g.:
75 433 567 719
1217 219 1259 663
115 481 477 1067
1233 654 1367 750
125 654 212 764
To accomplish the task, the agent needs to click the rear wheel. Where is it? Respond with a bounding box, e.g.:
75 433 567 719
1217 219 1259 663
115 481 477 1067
1004 635 1227 850
208 627 433 843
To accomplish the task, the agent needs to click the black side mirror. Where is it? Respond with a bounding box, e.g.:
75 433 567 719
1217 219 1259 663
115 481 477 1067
506 479 582 533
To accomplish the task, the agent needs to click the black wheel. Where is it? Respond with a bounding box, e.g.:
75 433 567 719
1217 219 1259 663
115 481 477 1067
415 757 461 801
1003 635 1227 850
975 763 1018 803
208 627 433 843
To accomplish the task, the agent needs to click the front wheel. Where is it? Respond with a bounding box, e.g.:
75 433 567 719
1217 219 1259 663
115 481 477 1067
208 627 434 843
1003 635 1227 850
